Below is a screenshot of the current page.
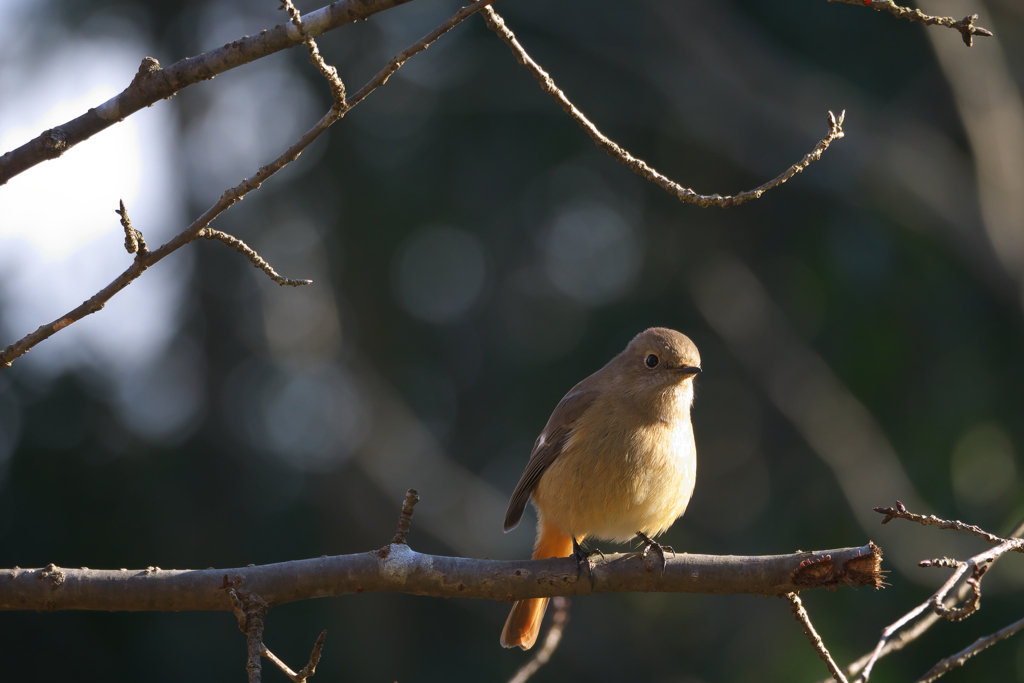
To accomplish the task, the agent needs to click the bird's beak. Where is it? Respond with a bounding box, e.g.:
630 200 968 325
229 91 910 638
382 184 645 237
678 366 702 376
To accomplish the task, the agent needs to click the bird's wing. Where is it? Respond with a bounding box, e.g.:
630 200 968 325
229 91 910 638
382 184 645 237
503 388 598 532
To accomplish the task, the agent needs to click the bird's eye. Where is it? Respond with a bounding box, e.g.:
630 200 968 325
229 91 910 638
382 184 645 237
645 354 659 368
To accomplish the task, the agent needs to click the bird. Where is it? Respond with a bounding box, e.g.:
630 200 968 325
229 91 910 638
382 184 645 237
500 327 702 650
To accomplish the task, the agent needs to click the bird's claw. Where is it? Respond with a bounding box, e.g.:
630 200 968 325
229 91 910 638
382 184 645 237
636 531 674 574
572 536 603 589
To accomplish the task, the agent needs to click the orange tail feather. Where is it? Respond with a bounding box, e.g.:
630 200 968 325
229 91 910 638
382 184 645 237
500 516 574 650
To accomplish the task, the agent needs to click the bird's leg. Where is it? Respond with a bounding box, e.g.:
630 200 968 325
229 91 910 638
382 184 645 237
635 531 675 574
572 536 603 589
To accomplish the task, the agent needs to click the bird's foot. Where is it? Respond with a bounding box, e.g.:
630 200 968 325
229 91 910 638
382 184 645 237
635 531 675 574
572 536 604 589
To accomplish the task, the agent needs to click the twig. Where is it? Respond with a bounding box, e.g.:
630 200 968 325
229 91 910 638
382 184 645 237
230 587 327 682
390 489 420 545
822 512 1024 683
0 0 496 370
827 0 992 46
0 542 883 611
915 615 1024 683
280 0 346 105
230 589 269 683
874 500 1024 549
481 6 845 208
786 592 849 683
343 0 495 112
116 200 148 257
506 597 570 683
852 505 1023 683
262 631 327 683
0 0 417 184
198 228 311 287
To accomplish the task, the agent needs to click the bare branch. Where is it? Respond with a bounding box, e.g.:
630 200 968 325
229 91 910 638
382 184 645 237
506 597 570 683
786 592 849 683
481 6 845 209
851 505 1023 683
915 614 1024 683
874 500 1024 549
199 228 312 287
390 488 420 545
823 512 1024 683
827 0 992 46
0 0 496 370
0 0 413 185
0 542 882 612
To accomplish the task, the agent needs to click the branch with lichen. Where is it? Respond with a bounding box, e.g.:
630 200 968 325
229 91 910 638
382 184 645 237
827 0 992 46
0 0 496 370
481 6 846 209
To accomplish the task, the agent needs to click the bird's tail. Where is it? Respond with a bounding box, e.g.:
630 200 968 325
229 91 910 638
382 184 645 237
500 516 573 650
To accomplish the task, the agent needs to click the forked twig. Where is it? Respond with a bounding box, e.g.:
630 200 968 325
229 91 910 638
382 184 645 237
481 6 845 209
846 505 1024 683
280 0 346 105
230 588 326 683
0 0 411 185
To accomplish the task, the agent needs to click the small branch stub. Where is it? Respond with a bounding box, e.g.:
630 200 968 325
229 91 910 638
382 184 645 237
391 488 420 545
116 200 148 257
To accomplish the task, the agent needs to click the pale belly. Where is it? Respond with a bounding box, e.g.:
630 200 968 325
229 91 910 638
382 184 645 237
532 419 697 543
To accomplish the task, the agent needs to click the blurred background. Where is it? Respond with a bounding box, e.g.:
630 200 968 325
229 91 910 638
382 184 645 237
1 0 1023 680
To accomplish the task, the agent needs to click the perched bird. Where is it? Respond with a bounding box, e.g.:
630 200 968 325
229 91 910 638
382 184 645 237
500 327 701 650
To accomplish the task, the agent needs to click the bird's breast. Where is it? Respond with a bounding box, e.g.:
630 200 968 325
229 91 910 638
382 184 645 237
532 404 697 544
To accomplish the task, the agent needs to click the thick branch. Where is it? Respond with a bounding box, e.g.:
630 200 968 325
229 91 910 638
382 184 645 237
0 0 412 185
827 0 992 46
0 542 882 612
481 7 845 208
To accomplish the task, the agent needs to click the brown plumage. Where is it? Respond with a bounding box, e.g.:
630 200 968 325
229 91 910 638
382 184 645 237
500 327 702 650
